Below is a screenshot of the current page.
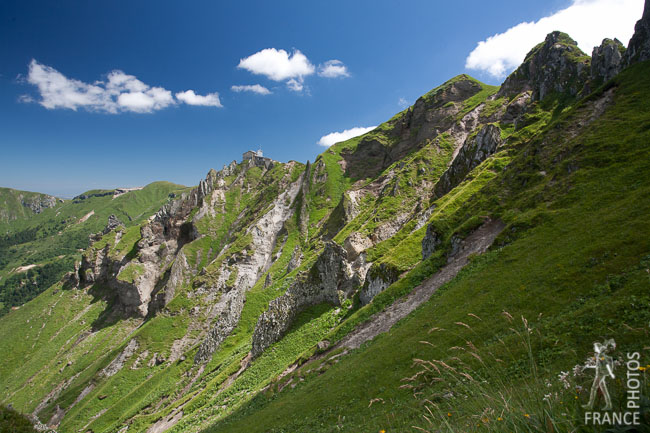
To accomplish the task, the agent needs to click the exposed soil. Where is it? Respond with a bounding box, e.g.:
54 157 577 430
338 218 506 350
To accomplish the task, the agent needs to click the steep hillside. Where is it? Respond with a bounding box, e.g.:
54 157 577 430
0 181 188 315
1 4 650 433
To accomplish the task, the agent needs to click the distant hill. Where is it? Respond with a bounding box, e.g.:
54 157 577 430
0 187 62 224
0 181 188 315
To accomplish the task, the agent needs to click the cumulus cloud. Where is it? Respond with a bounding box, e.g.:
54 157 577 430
465 0 644 78
237 48 349 92
231 84 272 95
23 59 220 113
175 90 222 107
318 60 350 78
317 126 377 147
238 48 315 81
398 97 409 108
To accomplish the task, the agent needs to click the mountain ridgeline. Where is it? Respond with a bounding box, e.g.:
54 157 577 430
1 4 650 432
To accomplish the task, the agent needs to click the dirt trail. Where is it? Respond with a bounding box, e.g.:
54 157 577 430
337 219 505 350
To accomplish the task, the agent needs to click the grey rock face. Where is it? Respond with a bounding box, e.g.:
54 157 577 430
359 263 399 305
625 0 650 65
591 39 625 84
101 339 139 377
20 194 57 214
251 242 368 358
287 245 303 273
343 232 372 261
434 124 502 198
501 93 531 126
104 214 124 234
421 224 441 260
498 31 590 101
194 288 246 363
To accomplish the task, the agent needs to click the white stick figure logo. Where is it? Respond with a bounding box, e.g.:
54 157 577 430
583 339 616 410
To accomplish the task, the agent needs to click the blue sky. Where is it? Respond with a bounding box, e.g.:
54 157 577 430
0 0 642 197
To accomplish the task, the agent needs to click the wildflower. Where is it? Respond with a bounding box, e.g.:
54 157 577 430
524 414 530 418
639 366 646 371
447 412 452 417
380 430 386 433
558 371 571 389
497 417 503 421
572 364 583 377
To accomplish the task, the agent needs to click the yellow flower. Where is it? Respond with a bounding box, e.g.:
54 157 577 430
497 417 503 421
524 414 530 418
639 366 646 371
380 430 386 433
447 412 452 417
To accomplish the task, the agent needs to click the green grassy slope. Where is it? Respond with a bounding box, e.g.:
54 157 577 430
205 61 650 433
0 181 188 315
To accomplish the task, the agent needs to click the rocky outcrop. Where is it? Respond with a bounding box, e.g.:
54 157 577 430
501 93 531 126
343 232 372 261
20 194 57 214
77 169 227 317
251 241 369 358
101 339 139 377
498 31 590 101
73 190 114 202
341 75 483 180
193 173 304 363
434 124 502 198
298 161 311 238
80 243 114 285
359 262 399 305
287 246 303 273
89 215 124 242
421 224 441 260
591 38 625 84
194 287 246 363
625 0 650 65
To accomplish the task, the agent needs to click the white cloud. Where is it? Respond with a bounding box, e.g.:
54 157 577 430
231 84 272 95
18 94 35 103
398 97 409 108
286 78 304 92
318 60 350 78
23 59 220 113
237 48 315 81
465 0 644 78
26 60 114 112
175 90 222 107
317 126 377 147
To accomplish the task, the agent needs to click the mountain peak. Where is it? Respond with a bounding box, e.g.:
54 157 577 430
625 0 650 65
498 30 590 101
